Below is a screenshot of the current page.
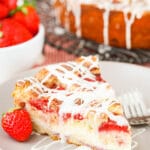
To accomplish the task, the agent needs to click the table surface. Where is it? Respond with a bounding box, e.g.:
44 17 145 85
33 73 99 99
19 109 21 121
34 44 150 69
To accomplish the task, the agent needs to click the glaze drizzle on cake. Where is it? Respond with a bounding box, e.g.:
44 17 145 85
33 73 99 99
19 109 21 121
52 0 150 49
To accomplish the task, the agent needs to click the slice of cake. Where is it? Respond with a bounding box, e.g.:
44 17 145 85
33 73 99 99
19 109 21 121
12 56 131 150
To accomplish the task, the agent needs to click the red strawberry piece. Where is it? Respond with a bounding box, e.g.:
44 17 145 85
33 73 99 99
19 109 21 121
95 75 105 82
0 0 17 11
0 3 9 19
30 98 62 113
56 86 66 90
30 99 49 112
63 113 72 121
84 77 95 82
98 120 129 133
12 5 40 35
1 108 32 142
74 113 84 120
0 18 33 47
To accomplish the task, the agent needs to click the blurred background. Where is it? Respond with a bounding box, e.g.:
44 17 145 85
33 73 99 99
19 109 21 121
36 0 150 66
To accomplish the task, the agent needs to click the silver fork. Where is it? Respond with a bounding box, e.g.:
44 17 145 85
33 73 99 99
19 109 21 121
118 89 150 126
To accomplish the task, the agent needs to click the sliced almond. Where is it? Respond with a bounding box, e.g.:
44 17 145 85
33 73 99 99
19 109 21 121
108 102 123 115
74 98 84 105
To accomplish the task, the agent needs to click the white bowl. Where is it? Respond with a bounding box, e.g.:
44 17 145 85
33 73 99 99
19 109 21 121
0 24 45 84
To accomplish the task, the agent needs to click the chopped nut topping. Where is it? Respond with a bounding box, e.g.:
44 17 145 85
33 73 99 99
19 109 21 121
100 113 108 122
61 64 73 71
90 100 102 107
74 98 84 105
108 102 123 115
90 67 100 75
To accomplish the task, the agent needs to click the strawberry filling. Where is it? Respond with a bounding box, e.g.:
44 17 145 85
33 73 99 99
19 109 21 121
56 86 66 90
62 113 84 121
73 113 84 120
99 120 129 133
29 99 84 121
84 77 95 82
63 113 72 121
29 99 51 113
29 99 60 113
95 75 105 82
84 75 105 82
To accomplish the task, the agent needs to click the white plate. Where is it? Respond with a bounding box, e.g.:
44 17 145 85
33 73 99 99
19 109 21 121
0 61 150 150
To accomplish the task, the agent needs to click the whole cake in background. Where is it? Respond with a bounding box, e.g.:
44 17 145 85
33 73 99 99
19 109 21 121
12 56 131 150
52 0 150 50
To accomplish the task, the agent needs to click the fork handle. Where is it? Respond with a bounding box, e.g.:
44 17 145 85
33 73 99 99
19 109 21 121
128 116 150 126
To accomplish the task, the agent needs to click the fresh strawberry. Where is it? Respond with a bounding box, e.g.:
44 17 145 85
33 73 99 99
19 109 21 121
0 18 33 47
0 0 17 11
1 108 32 142
12 4 40 35
0 3 9 19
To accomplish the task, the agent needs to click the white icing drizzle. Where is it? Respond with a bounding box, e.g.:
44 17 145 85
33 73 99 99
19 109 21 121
54 7 62 25
103 8 110 45
65 10 70 31
65 0 82 36
22 56 129 128
52 0 150 49
124 11 135 49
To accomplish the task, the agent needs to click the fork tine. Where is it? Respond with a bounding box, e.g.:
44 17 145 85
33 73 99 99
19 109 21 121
127 93 138 118
133 89 148 116
129 91 144 117
135 102 143 117
121 95 131 118
122 104 130 118
119 89 150 126
119 89 148 118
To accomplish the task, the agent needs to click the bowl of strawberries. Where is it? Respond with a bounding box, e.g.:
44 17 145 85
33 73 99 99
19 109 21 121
0 0 45 84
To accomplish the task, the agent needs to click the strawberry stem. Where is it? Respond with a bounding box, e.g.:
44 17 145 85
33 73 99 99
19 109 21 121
9 6 23 16
24 0 36 7
2 112 5 117
21 7 28 15
9 0 37 16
